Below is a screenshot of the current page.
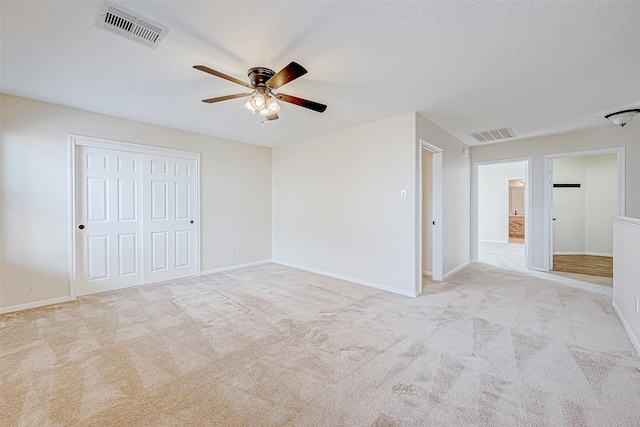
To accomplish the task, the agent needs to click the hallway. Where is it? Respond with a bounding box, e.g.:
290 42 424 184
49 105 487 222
478 241 613 290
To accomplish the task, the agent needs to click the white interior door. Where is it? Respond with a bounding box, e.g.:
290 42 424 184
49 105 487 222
548 158 555 270
431 150 443 281
143 154 197 283
76 146 143 296
418 140 444 295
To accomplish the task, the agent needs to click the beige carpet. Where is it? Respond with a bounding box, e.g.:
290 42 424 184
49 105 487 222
2 262 639 426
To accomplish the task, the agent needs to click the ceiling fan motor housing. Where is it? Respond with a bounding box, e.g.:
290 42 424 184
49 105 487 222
248 67 275 87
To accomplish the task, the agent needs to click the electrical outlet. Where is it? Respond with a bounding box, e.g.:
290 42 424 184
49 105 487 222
228 246 235 255
340 253 346 262
400 190 407 200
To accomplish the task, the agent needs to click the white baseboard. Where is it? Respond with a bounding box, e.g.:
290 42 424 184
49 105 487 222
479 239 508 244
553 251 613 257
612 300 640 357
272 260 417 298
585 252 613 257
0 296 72 315
443 260 471 281
422 270 433 276
530 266 547 272
200 259 272 276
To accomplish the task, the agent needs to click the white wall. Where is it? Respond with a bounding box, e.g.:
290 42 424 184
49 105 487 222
272 112 471 296
553 156 586 253
416 114 470 277
1 94 272 310
553 154 617 255
272 113 418 295
478 164 525 243
612 217 640 356
585 154 617 255
471 123 640 269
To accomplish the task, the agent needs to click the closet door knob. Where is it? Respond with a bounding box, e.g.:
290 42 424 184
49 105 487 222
190 220 194 224
79 224 85 229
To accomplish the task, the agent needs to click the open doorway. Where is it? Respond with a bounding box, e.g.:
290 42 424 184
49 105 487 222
417 140 443 295
545 149 625 282
473 159 532 271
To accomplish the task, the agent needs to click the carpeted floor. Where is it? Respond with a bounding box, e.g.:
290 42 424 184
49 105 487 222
2 262 639 426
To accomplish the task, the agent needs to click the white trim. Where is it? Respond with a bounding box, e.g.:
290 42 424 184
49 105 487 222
586 252 613 257
196 154 201 276
443 260 471 281
553 251 613 257
524 159 532 268
0 297 72 314
530 266 547 272
200 259 272 276
68 139 77 300
417 139 444 297
274 260 418 298
544 147 625 271
472 158 532 269
479 239 509 244
612 301 640 357
70 134 198 159
613 215 640 226
68 134 201 299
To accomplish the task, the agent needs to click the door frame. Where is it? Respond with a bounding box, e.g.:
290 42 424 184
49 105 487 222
472 158 532 268
68 134 200 299
543 147 625 271
417 139 443 295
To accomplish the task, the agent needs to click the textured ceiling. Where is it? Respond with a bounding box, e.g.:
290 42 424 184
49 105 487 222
2 1 639 147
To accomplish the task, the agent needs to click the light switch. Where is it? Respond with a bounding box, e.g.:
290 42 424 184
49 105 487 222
400 190 407 199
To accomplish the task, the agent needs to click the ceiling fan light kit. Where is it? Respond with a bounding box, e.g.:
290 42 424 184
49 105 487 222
194 62 327 123
243 88 281 117
604 109 640 127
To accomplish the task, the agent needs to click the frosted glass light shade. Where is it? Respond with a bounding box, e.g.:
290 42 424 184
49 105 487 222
244 91 281 117
266 97 280 114
250 92 266 109
605 109 640 127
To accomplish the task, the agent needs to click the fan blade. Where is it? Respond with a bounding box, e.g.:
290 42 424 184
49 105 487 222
266 62 307 90
275 93 327 113
201 93 252 103
194 65 253 89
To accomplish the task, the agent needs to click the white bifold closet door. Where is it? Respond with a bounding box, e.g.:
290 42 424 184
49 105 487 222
143 154 197 283
76 145 197 296
76 146 143 296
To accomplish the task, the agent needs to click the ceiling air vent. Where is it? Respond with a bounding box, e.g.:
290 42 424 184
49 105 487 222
469 127 515 143
95 2 169 49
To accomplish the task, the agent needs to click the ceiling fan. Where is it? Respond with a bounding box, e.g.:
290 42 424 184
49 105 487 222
193 61 327 124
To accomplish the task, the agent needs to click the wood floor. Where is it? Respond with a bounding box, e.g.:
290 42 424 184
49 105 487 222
553 255 613 278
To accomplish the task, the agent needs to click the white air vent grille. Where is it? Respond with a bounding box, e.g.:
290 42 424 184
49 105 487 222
469 127 515 143
95 2 169 49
